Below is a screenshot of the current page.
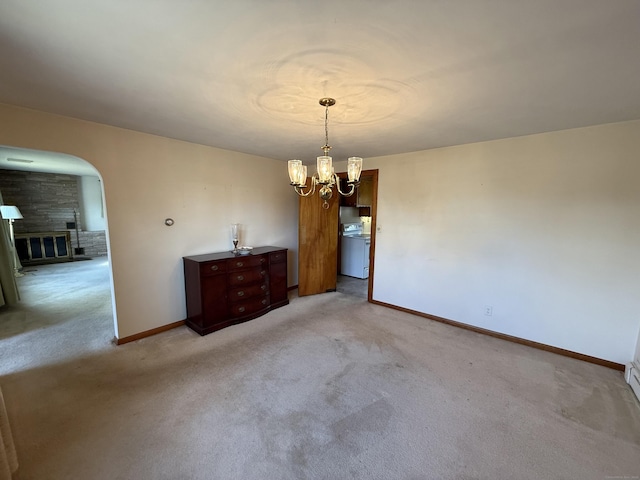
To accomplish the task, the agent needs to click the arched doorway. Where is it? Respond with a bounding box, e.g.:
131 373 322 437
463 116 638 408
0 145 117 339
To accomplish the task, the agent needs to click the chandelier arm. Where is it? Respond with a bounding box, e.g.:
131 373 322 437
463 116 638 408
333 174 356 196
293 175 318 197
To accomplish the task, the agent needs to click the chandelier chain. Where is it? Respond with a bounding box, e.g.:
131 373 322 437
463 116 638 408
324 104 330 151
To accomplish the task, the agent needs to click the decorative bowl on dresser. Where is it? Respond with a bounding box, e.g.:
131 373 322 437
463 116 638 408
183 246 289 335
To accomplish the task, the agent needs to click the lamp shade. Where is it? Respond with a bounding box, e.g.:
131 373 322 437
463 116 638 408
317 155 333 184
0 205 23 220
288 160 308 187
347 157 363 183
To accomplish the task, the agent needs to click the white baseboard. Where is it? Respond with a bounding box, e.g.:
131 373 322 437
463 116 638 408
625 361 640 402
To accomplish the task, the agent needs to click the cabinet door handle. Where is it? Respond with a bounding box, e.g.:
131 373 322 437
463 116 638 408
237 291 245 297
237 275 244 281
238 306 245 313
261 299 267 305
236 261 244 267
210 265 218 271
260 258 266 264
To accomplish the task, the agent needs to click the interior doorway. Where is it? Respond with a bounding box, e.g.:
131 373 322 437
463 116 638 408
336 169 378 300
0 146 116 339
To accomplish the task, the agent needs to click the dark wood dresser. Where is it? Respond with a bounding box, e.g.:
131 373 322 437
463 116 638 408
183 246 289 335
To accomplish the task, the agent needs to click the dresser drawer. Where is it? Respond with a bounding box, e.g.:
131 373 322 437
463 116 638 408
229 282 269 302
227 255 267 271
269 250 287 264
228 268 268 287
229 295 270 318
199 260 226 276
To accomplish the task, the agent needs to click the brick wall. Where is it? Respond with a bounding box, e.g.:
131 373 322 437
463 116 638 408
0 170 107 257
77 231 108 256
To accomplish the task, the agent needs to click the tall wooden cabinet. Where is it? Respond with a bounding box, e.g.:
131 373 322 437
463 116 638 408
183 246 289 335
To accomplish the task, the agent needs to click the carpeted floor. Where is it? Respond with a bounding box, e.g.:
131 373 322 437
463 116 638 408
1 259 639 479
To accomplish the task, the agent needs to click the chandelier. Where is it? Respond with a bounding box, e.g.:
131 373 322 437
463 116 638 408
287 98 363 209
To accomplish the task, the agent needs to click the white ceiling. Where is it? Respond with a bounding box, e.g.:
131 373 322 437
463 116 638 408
1 0 639 175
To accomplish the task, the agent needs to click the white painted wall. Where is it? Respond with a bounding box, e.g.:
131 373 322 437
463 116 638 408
0 103 299 338
78 175 105 231
359 120 640 365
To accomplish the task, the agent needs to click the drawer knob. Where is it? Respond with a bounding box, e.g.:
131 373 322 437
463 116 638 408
210 265 218 271
260 258 266 263
261 299 267 305
260 270 267 276
238 306 245 313
236 261 244 267
237 275 244 281
261 284 266 291
237 291 245 297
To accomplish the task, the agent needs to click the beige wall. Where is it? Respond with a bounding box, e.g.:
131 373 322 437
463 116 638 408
3 101 639 364
0 103 298 338
356 120 640 364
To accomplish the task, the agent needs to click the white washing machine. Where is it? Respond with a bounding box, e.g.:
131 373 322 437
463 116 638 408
340 223 371 279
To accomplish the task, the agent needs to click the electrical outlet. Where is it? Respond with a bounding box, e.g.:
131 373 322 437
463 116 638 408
484 305 493 316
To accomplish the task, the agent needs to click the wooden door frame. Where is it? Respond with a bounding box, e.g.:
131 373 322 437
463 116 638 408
336 169 378 302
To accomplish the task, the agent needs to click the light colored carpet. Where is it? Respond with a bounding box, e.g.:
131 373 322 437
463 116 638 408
0 259 639 479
